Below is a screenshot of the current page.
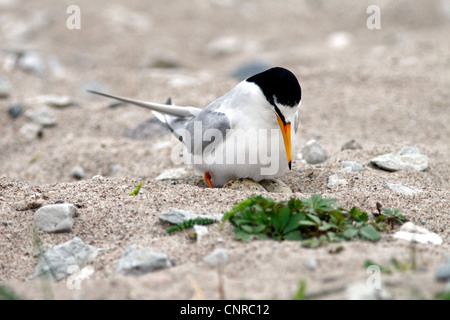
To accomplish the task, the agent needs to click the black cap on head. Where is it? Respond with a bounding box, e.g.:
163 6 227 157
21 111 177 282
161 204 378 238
246 67 301 108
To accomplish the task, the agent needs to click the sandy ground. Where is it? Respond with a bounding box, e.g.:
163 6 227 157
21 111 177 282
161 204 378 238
0 0 449 300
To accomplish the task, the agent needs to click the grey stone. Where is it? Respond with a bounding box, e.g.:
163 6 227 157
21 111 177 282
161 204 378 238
17 51 45 74
25 107 58 127
70 166 85 180
384 182 421 196
341 139 362 151
29 94 77 108
342 161 364 171
19 123 43 141
327 174 348 189
8 104 23 118
32 237 97 281
115 245 173 275
34 204 78 233
204 248 228 267
301 139 328 164
370 147 429 171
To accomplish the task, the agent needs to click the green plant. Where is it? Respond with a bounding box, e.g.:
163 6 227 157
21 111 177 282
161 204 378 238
129 182 143 196
167 218 218 234
221 195 383 247
375 207 408 230
0 285 22 300
292 280 307 300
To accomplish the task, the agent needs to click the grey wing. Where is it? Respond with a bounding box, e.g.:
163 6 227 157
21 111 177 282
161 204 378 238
183 109 231 156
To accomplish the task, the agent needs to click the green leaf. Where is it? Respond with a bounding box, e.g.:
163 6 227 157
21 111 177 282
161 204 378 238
359 226 381 241
343 228 359 239
284 230 302 241
129 182 143 196
284 214 305 234
306 214 321 226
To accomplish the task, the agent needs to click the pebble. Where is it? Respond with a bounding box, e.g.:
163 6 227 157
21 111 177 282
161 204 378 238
115 245 173 275
342 161 364 172
19 123 43 141
384 182 421 196
203 248 228 267
259 179 293 194
393 222 443 245
301 139 328 164
17 51 45 74
193 225 209 242
341 139 362 151
29 94 77 108
370 146 429 171
223 178 267 192
158 210 223 225
436 257 450 281
25 107 58 127
34 203 78 233
8 104 23 119
70 166 85 180
0 77 12 98
327 174 348 189
31 237 97 281
126 117 171 140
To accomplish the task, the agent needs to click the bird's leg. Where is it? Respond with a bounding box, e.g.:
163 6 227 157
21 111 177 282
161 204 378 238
204 172 214 188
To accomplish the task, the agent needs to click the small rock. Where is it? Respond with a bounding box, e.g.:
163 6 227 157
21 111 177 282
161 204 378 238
436 258 450 282
204 248 228 267
384 182 421 196
341 139 362 151
155 167 191 181
17 51 45 74
70 166 85 180
159 210 197 225
342 161 364 172
91 175 104 181
25 107 58 127
15 199 44 211
301 139 328 164
19 123 43 141
393 222 443 245
304 258 317 271
193 225 209 242
29 94 77 108
259 179 292 194
148 56 181 69
31 237 97 281
231 60 272 80
0 77 12 98
34 203 78 233
327 174 348 189
8 104 23 118
223 178 266 192
115 245 173 275
370 146 429 171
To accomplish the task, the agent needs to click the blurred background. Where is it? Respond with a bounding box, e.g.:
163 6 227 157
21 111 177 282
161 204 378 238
0 0 449 185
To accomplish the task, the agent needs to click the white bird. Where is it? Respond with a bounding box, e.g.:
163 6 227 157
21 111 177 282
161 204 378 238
88 67 301 188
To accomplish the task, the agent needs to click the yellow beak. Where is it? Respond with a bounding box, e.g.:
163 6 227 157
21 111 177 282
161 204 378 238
276 115 292 169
